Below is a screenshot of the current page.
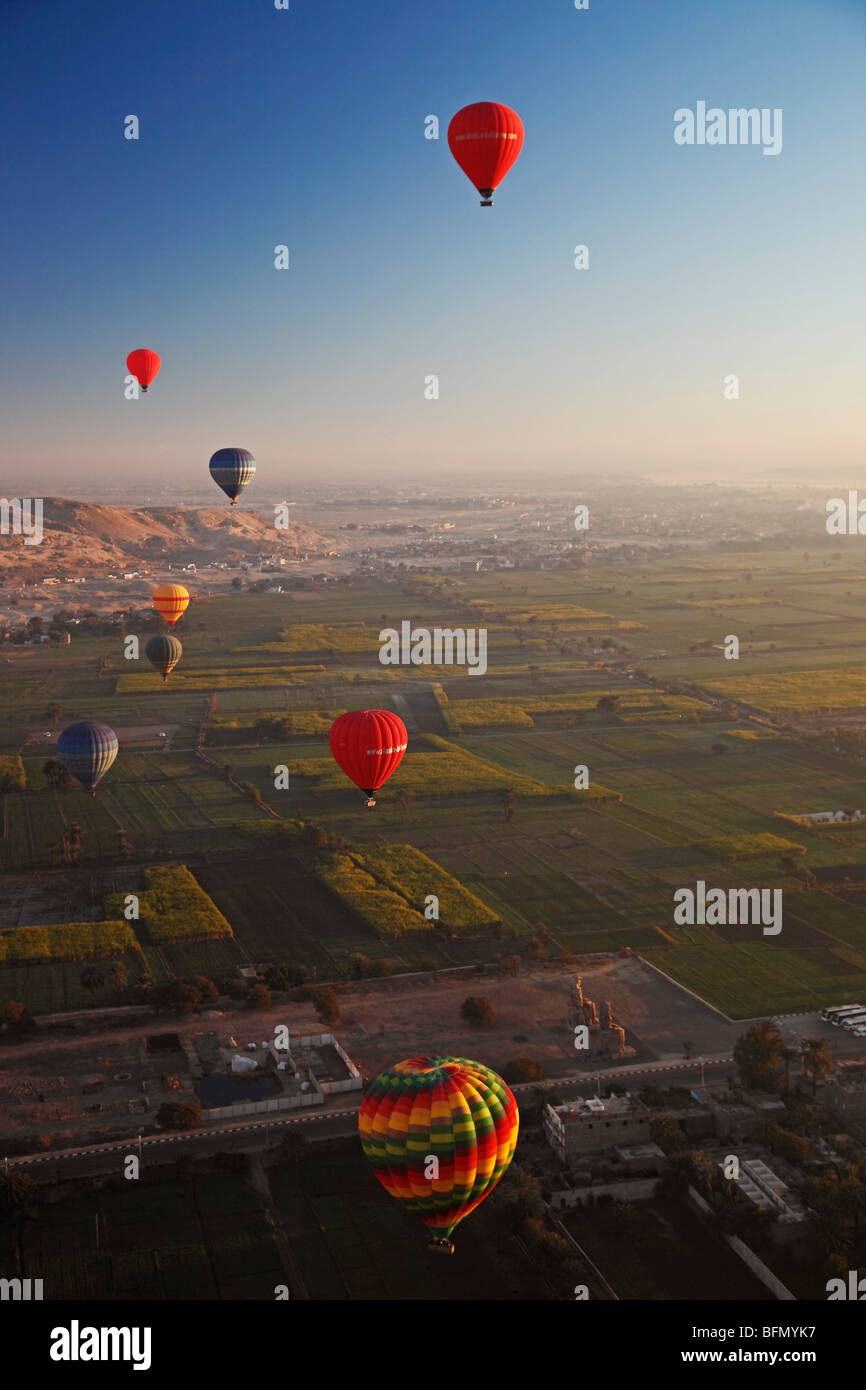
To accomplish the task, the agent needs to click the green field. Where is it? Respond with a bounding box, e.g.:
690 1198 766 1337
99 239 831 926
0 919 139 964
195 855 390 975
703 667 866 714
355 843 500 933
106 865 235 945
3 1148 555 1302
5 551 866 1017
560 1196 772 1301
10 1175 283 1300
0 951 148 1013
269 1148 554 1300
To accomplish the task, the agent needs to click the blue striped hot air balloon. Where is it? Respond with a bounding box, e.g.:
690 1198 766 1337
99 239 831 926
57 721 118 794
209 447 256 506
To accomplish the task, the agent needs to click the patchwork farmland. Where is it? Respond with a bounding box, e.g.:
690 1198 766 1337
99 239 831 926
4 554 866 1019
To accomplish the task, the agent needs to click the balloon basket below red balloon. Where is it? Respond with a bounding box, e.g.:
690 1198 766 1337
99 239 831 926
427 1237 455 1255
365 797 377 808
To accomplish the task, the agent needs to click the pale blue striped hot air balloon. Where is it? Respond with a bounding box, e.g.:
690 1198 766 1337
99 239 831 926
57 721 118 794
209 447 256 506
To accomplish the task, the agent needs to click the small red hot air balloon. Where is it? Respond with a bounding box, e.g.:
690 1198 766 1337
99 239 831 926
447 102 524 206
329 710 408 808
126 348 161 393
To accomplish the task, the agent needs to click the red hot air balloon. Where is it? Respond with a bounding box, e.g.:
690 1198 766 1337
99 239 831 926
329 710 408 807
447 102 524 206
126 349 161 393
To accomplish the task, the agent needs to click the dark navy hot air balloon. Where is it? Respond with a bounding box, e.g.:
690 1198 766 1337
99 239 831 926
57 721 118 794
209 448 256 505
145 634 182 682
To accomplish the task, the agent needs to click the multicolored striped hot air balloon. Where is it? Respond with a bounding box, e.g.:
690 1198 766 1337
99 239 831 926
209 447 256 505
57 721 118 794
328 709 407 807
152 583 189 626
126 348 161 392
145 634 182 682
358 1056 519 1253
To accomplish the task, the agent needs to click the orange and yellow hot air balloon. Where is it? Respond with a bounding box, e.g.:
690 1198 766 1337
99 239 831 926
152 583 189 627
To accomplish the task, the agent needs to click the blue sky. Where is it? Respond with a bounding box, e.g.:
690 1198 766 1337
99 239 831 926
1 0 864 495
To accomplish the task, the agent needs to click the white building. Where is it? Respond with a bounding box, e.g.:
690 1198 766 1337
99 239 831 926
543 1093 652 1163
720 1157 807 1223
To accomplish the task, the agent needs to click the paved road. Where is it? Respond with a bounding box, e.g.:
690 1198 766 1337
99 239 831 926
5 1056 735 1181
5 1105 362 1180
543 1055 734 1099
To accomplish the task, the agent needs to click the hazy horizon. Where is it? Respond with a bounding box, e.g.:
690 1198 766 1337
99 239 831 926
4 467 866 506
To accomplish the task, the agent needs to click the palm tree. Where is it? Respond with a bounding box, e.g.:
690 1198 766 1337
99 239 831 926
64 822 82 865
502 1166 544 1223
596 693 621 714
42 758 70 790
0 1171 36 1209
80 966 105 1002
531 1083 561 1115
802 1037 834 1095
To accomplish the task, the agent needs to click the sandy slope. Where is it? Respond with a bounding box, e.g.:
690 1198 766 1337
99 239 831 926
0 497 333 578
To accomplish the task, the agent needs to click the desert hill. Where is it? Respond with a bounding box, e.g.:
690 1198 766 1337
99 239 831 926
0 498 334 578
